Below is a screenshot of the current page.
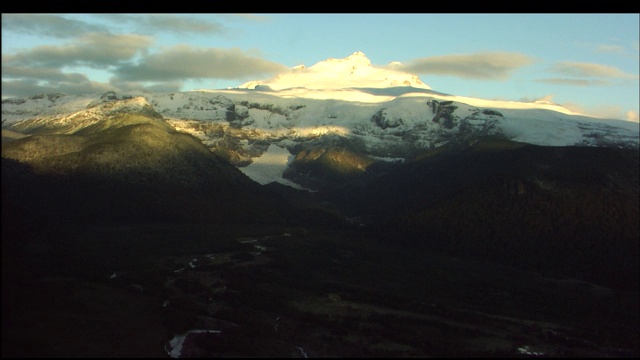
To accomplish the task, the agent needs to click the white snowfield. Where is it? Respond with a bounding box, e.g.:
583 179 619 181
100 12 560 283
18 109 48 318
2 51 638 187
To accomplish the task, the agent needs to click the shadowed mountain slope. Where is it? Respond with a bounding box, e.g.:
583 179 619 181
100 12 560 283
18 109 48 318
342 139 640 290
1 97 297 225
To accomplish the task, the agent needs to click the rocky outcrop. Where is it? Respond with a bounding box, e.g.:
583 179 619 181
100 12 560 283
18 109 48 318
371 109 404 129
429 100 458 129
86 91 134 108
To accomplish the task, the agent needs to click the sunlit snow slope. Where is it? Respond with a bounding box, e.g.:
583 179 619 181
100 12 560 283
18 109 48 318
3 52 638 188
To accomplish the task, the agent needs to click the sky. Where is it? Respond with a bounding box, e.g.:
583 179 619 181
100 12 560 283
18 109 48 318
2 13 639 122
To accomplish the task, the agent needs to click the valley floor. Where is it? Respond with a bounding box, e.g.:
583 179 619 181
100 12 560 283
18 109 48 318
2 223 639 358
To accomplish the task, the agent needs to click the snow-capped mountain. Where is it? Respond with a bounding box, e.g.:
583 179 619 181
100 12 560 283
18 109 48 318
2 52 638 189
3 53 639 356
237 51 430 91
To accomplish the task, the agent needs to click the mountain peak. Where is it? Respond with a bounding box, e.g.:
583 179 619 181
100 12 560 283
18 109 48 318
237 52 430 91
328 51 372 67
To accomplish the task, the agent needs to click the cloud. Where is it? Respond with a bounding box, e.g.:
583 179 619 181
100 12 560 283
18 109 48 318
108 78 184 94
540 61 639 88
389 52 535 80
2 33 153 69
2 65 90 83
1 79 112 98
519 94 557 104
1 14 109 38
143 14 226 34
222 14 270 22
535 78 610 86
514 95 637 121
1 28 286 96
549 61 638 80
586 105 627 120
579 41 639 58
559 101 638 121
592 44 627 55
577 43 628 55
97 14 228 35
1 64 110 97
112 46 289 82
1 75 184 98
1 33 152 97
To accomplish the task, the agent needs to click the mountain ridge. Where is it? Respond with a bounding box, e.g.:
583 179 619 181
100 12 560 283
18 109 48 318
1 51 638 225
1 96 301 225
3 74 638 191
2 52 638 358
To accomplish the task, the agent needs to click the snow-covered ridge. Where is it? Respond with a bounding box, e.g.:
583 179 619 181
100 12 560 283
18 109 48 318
4 95 160 134
2 51 638 189
1 93 96 124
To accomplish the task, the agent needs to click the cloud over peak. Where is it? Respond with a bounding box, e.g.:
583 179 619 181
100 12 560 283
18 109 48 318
390 52 535 80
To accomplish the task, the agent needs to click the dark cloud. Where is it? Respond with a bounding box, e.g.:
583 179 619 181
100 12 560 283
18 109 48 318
1 14 109 38
2 33 153 69
1 79 112 98
2 65 90 83
389 52 535 80
112 46 289 82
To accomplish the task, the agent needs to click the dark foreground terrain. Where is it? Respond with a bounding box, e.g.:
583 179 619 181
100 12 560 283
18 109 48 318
2 138 639 357
2 218 638 357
